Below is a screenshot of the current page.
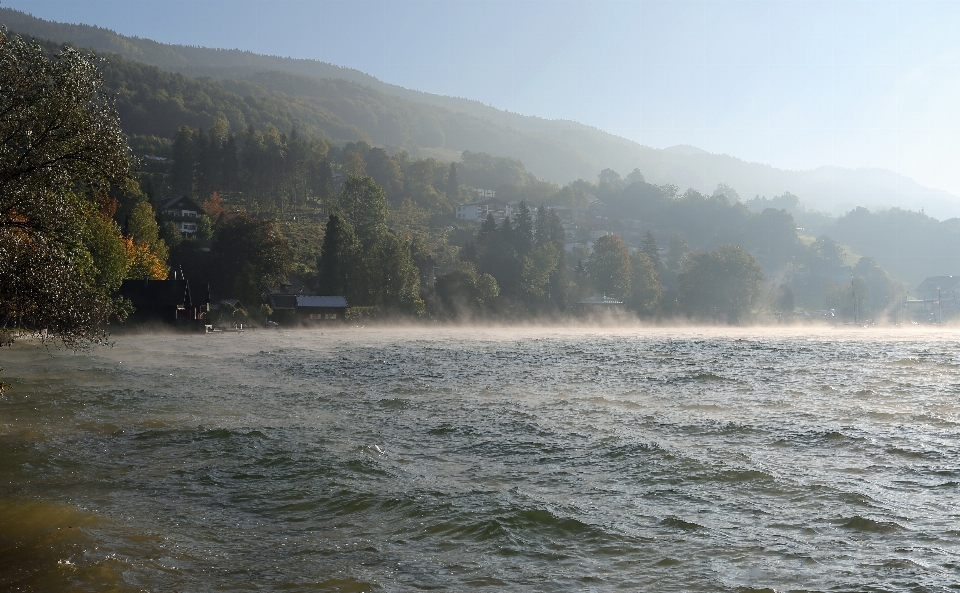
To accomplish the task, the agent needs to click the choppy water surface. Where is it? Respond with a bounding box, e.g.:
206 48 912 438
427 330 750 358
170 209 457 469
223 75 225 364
3 326 960 592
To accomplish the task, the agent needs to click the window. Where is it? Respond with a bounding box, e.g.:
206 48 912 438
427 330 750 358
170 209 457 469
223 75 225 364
325 313 337 320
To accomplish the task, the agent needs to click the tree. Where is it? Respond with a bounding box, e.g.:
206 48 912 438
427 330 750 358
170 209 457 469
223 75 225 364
640 231 664 272
807 235 846 270
125 201 169 277
853 256 905 317
748 208 799 266
521 242 560 299
434 262 499 318
82 203 130 294
363 231 424 315
316 213 356 297
629 252 663 314
365 148 403 204
535 205 568 310
0 30 136 346
202 192 224 219
598 168 622 189
338 175 387 247
535 205 565 249
677 244 763 323
666 233 689 271
212 214 291 304
772 284 795 314
342 150 366 177
513 201 534 255
589 235 631 299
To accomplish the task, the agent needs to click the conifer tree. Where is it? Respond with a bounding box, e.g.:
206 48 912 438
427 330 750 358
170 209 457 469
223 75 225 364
317 213 355 297
641 231 664 271
533 206 569 310
514 201 534 255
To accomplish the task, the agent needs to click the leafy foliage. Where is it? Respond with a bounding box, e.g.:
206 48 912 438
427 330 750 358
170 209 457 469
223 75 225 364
211 214 291 306
0 30 136 346
589 235 632 300
677 245 764 323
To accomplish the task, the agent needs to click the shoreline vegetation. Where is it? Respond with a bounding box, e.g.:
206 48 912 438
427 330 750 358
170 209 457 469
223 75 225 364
0 27 940 353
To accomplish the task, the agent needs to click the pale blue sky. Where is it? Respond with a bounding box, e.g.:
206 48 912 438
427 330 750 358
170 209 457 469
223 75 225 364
7 0 960 195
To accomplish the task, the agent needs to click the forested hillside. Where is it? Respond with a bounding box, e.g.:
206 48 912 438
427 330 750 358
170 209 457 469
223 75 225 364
6 6 960 220
2 17 954 326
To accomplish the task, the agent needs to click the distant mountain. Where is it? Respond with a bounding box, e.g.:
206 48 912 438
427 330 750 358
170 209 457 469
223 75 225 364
635 147 960 220
5 7 960 220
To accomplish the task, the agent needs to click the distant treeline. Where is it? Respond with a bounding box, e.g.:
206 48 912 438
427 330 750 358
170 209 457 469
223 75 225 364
143 123 905 321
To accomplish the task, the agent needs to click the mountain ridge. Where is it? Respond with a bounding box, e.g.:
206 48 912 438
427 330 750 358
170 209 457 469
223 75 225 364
4 7 960 219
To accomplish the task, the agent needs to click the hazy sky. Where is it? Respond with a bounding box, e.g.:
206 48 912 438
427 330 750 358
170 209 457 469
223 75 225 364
8 0 960 195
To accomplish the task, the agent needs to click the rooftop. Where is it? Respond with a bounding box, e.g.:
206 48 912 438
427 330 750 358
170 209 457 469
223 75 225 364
578 294 624 305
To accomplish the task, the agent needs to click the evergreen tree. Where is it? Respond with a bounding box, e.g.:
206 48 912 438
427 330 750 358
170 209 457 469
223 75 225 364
460 241 478 264
534 205 568 310
477 214 498 243
535 205 565 249
317 213 355 296
641 231 663 271
513 201 534 255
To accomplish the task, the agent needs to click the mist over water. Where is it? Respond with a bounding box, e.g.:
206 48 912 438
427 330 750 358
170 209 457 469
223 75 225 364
3 326 960 591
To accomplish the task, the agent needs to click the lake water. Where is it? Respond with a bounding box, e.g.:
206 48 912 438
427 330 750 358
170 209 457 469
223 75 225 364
2 326 960 592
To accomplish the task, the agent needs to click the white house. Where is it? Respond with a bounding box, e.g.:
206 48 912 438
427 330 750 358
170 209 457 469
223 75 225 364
159 195 201 235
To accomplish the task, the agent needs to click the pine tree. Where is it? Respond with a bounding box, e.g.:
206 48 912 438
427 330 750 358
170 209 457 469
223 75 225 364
514 201 534 255
317 213 355 297
535 205 565 249
641 231 664 271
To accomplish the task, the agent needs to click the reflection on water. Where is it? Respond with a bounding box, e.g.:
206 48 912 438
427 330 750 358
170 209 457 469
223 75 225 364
2 326 960 591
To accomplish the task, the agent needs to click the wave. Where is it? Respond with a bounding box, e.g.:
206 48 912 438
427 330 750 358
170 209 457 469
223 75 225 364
660 516 703 531
837 515 904 533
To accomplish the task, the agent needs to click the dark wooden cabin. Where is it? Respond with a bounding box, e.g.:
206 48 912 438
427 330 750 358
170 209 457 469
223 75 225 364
119 278 210 326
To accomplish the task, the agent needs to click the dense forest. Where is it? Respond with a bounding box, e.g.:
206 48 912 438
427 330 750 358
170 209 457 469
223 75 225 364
139 115 908 323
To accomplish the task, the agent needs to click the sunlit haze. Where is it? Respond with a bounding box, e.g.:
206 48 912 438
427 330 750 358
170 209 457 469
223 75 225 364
9 0 960 197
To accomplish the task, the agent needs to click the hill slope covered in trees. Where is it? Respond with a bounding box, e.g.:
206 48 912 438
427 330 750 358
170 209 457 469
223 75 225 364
5 7 960 219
